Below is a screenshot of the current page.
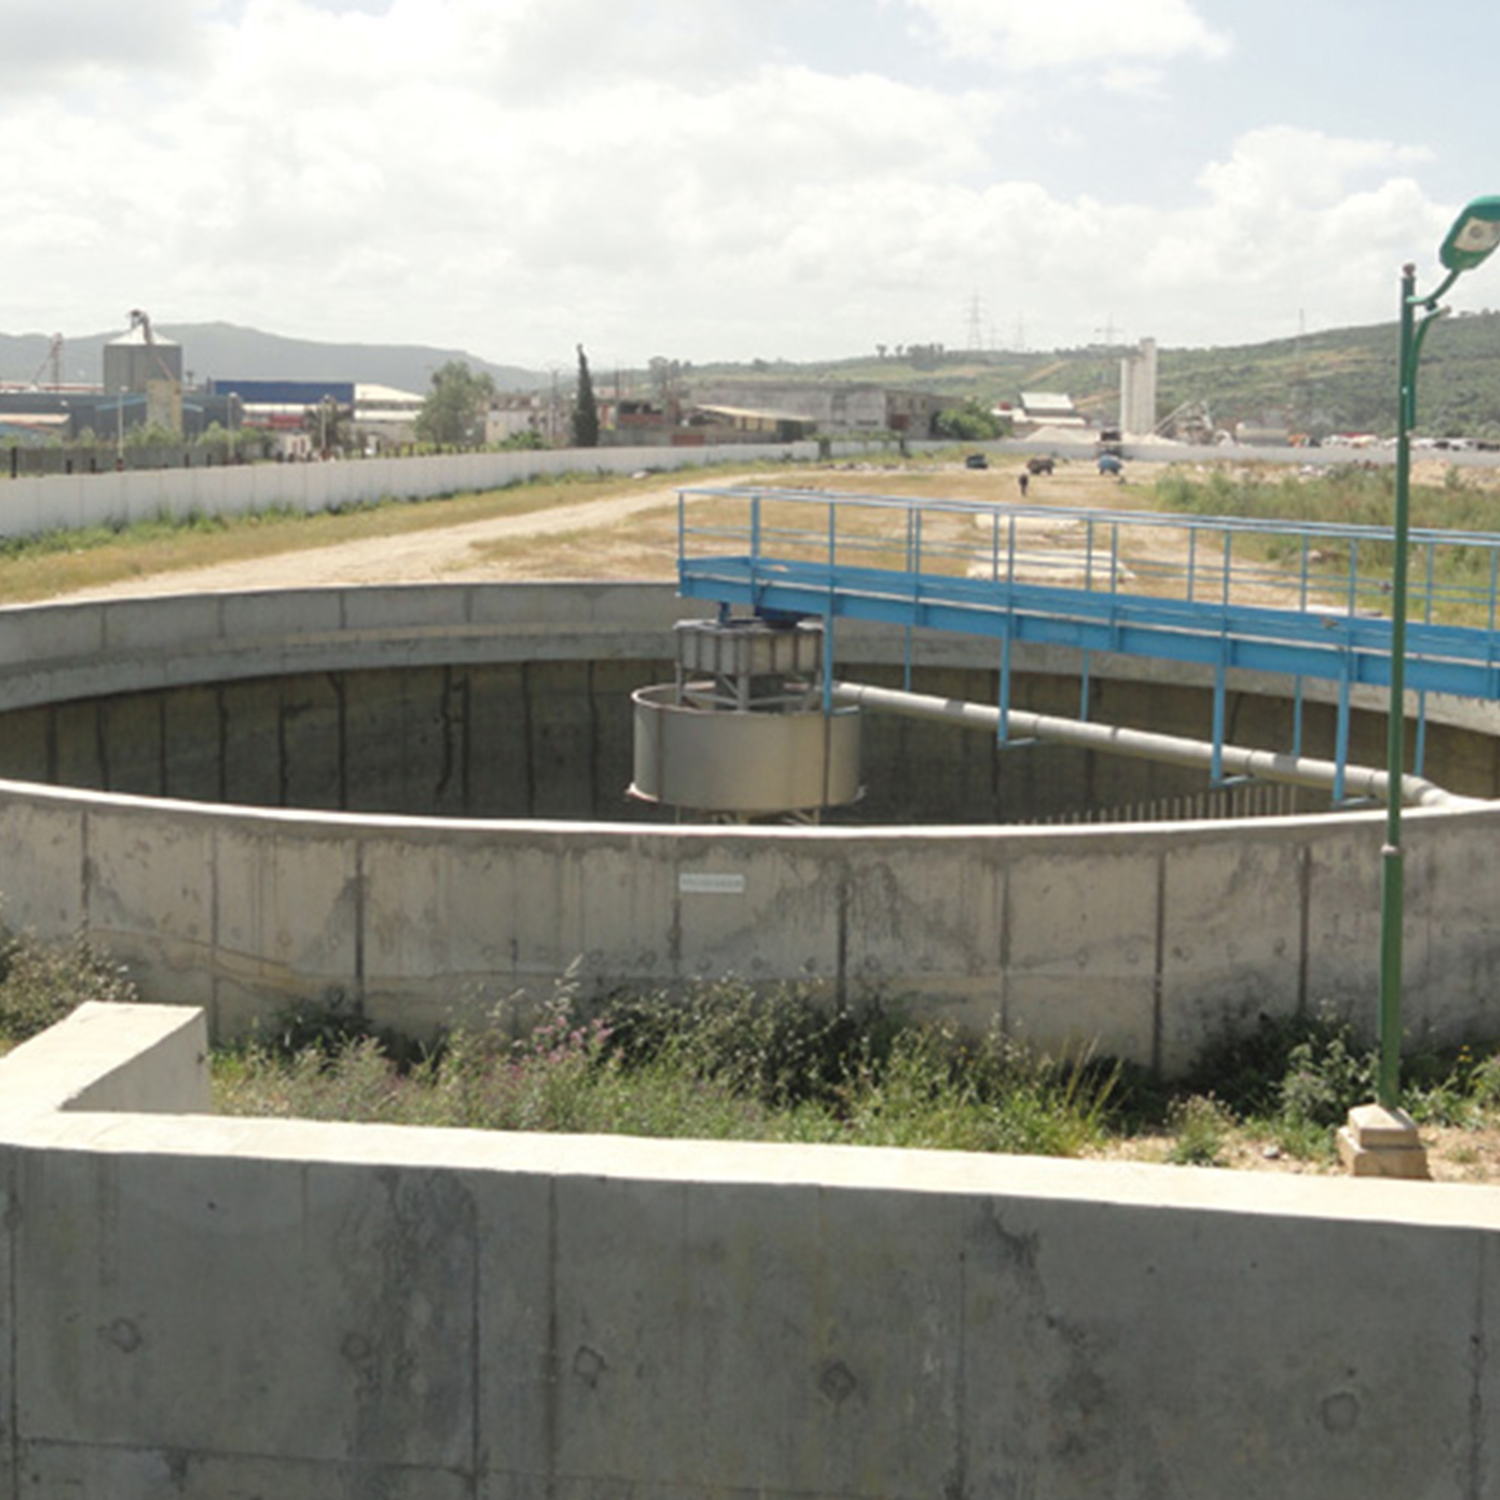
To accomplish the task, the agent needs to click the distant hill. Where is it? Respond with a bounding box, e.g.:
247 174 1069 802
685 314 1500 441
6 313 1498 440
0 322 541 395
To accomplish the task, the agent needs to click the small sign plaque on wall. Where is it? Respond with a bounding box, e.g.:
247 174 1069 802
678 872 747 896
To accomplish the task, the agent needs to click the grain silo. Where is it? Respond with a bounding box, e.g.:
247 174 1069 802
102 311 184 434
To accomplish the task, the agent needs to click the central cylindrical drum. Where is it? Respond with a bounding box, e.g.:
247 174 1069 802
630 685 862 815
630 613 863 817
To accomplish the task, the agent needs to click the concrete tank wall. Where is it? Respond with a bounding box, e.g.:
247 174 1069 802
7 777 1499 1071
2 583 1498 825
0 583 1496 1067
0 653 1372 824
4 1003 1499 1500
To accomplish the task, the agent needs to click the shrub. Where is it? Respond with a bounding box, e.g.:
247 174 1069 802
250 990 424 1071
1182 1008 1369 1122
1277 1024 1375 1128
1164 1008 1378 1162
597 978 895 1111
0 929 136 1044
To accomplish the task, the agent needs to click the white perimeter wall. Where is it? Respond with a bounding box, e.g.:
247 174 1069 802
0 440 850 538
2 1003 1497 1500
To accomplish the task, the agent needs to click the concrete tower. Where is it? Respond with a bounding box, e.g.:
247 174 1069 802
1119 337 1158 439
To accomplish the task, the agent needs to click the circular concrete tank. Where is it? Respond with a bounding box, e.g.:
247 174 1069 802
0 580 1496 1073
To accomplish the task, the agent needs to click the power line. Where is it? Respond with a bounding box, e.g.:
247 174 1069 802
965 292 985 352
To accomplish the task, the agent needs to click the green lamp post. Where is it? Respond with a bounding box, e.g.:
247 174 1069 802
1378 195 1500 1109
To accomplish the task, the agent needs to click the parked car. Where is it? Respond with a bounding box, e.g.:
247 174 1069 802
964 452 989 470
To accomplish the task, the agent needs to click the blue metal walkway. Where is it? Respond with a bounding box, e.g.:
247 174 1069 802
675 484 1500 791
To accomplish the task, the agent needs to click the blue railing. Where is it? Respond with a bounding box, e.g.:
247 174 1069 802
675 484 1500 790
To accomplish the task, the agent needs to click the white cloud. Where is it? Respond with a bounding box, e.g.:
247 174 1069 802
2 0 211 85
0 1 1474 366
1195 127 1432 219
1091 130 1446 344
895 0 1230 71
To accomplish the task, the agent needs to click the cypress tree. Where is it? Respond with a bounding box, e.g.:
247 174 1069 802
572 344 600 448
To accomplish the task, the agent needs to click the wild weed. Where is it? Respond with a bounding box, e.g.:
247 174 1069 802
1164 1095 1233 1167
0 928 136 1044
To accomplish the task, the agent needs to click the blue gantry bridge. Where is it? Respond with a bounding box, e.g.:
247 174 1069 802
675 483 1500 795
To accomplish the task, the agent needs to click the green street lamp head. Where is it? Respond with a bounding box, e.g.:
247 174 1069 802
1439 195 1500 272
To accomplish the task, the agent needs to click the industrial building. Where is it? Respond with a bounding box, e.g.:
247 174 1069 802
0 318 432 462
0 317 236 445
691 381 946 436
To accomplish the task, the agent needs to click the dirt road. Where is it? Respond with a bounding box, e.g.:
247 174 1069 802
63 452 1467 604
62 460 1170 599
67 476 718 599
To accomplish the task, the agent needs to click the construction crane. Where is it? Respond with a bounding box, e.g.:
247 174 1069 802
28 334 62 391
128 309 178 385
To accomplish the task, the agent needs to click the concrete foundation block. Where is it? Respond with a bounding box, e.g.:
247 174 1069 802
1337 1104 1430 1180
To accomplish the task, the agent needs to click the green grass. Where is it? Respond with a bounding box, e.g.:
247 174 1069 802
212 977 1122 1156
1152 460 1500 533
205 982 1500 1178
204 978 1500 1171
1151 462 1500 624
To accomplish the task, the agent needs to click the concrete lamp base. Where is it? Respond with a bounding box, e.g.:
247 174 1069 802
1337 1103 1430 1180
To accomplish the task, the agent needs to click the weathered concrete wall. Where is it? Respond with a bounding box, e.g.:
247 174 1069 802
1 770 1499 1069
0 584 1496 1066
3 1003 1498 1500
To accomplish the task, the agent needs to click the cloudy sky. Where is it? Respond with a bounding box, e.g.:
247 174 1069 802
5 0 1500 371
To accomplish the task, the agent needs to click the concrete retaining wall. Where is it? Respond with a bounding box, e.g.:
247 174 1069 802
2 1003 1498 1500
6 776 1498 1070
0 583 1496 1067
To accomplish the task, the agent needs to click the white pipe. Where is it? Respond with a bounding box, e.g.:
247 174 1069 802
829 680 1486 811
